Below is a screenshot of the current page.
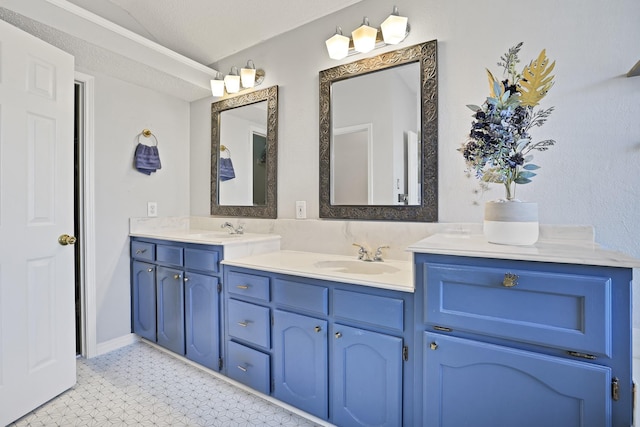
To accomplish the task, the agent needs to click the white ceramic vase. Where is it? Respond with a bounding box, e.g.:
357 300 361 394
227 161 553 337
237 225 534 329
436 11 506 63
484 199 539 245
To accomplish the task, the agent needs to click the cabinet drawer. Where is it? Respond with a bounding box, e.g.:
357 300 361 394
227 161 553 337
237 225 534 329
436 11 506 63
156 244 184 266
185 248 220 273
334 289 404 332
226 341 270 395
273 279 328 315
424 263 612 356
227 299 270 348
131 241 154 261
227 271 270 301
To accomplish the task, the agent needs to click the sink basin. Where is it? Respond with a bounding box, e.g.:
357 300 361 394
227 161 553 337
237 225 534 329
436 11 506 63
313 260 401 275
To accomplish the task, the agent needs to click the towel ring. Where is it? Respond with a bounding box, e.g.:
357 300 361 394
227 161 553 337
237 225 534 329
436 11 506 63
138 128 158 146
220 144 231 156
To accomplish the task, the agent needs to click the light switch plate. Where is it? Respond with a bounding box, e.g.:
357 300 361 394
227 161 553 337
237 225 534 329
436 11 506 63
295 201 306 219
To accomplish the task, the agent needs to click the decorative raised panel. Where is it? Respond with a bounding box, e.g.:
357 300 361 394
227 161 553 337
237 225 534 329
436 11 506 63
27 113 55 224
27 257 56 371
27 56 56 99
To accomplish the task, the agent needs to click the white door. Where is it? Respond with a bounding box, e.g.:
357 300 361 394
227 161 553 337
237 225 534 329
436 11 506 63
0 19 76 425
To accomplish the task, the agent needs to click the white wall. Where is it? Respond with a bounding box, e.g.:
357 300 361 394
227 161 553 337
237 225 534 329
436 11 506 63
91 71 190 344
190 0 640 250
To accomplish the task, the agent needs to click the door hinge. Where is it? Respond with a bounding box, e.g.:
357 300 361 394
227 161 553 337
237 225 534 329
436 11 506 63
218 357 223 371
612 377 620 401
567 350 597 360
402 345 409 361
217 283 222 293
433 325 452 333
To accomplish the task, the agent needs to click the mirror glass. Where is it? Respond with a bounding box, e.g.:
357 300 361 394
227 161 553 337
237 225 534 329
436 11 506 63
319 40 438 221
211 86 278 218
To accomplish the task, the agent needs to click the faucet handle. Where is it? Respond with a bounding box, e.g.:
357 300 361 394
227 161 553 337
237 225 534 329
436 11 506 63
374 245 390 262
352 243 369 260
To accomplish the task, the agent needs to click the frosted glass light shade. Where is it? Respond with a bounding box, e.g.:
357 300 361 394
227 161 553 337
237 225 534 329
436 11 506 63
241 60 256 88
210 79 225 97
381 13 408 44
352 18 377 53
224 74 240 93
326 32 350 60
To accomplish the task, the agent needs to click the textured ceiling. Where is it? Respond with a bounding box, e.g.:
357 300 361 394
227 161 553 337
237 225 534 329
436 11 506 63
65 0 364 66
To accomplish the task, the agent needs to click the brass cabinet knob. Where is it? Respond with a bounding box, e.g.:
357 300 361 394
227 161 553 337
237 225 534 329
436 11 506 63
147 268 153 273
174 274 181 280
430 342 438 350
58 234 77 245
184 277 189 282
314 326 322 333
335 332 342 339
503 273 519 287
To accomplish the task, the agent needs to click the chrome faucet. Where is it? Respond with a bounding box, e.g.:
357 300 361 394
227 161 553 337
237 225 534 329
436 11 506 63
221 222 244 235
353 243 389 262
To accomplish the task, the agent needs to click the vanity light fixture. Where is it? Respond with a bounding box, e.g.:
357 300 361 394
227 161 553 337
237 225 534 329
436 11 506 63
240 60 257 88
210 60 266 97
224 66 241 94
325 6 410 60
326 26 350 60
352 17 377 53
210 72 225 97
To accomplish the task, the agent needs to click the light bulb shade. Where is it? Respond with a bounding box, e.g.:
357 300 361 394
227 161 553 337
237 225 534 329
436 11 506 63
224 74 240 93
380 14 408 45
240 67 256 88
351 19 377 53
210 79 225 97
325 32 350 60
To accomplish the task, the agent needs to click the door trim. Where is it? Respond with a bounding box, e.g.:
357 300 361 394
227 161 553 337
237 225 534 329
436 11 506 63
75 71 97 358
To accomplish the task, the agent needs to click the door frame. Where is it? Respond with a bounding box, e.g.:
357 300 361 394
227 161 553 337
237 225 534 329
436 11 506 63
74 71 97 358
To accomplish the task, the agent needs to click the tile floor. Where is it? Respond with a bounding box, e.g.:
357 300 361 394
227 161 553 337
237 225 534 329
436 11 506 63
10 341 320 427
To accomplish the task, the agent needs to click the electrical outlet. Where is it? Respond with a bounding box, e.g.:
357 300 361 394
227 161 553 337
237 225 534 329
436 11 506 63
295 201 306 219
147 202 158 217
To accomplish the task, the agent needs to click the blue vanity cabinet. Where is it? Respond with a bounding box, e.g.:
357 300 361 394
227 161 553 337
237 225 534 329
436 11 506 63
414 253 633 427
130 237 223 370
222 266 414 426
156 266 185 355
131 260 156 341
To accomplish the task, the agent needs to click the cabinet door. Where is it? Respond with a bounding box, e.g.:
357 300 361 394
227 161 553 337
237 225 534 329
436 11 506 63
331 324 403 427
273 310 328 419
185 272 219 370
132 261 156 341
424 332 612 427
156 266 185 355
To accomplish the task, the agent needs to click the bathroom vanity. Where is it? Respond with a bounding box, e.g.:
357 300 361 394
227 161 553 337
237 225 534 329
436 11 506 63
409 234 638 427
129 224 637 427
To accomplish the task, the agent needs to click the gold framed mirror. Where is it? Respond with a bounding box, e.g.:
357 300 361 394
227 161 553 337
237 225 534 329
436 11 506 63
211 85 278 218
319 40 437 221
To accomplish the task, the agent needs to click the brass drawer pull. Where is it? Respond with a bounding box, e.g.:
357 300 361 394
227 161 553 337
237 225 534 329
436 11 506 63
136 249 147 254
237 321 249 327
237 365 248 372
503 273 518 287
236 285 249 290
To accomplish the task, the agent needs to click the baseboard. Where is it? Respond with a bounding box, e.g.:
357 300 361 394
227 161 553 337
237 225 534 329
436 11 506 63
94 333 139 358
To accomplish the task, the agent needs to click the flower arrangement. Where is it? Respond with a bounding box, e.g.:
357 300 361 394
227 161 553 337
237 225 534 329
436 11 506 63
460 43 556 200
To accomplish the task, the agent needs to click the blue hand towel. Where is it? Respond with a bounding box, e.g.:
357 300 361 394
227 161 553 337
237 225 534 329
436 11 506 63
219 157 236 181
135 143 162 175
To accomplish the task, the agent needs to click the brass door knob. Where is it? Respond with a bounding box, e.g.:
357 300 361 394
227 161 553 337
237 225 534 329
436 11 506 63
58 234 77 245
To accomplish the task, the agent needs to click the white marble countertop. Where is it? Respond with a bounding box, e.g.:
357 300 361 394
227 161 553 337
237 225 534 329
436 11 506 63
222 250 414 293
129 228 281 246
408 233 640 268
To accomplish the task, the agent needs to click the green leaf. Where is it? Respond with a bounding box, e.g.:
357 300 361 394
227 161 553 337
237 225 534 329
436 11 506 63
514 177 532 184
467 104 483 112
523 164 540 170
516 138 530 152
524 155 534 162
